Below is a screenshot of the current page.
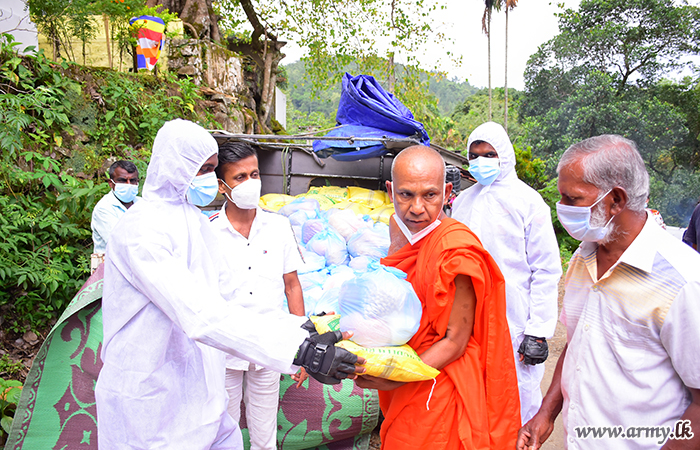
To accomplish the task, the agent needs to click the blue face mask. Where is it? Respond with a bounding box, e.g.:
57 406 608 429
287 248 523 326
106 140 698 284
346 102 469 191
186 172 218 207
469 157 501 186
113 183 138 204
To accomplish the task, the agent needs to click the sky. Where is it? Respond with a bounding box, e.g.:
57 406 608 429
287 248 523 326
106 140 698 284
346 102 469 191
281 0 581 90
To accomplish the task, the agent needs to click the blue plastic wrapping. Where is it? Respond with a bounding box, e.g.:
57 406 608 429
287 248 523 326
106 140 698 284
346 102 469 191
312 73 430 161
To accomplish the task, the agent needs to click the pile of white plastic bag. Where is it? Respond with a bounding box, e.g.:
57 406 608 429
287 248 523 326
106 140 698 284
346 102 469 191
260 186 422 347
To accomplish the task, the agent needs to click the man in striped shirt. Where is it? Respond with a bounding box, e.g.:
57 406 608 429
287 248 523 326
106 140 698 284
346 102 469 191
517 135 700 450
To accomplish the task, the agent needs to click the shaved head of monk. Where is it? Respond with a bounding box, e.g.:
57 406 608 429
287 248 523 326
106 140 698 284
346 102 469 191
387 145 452 234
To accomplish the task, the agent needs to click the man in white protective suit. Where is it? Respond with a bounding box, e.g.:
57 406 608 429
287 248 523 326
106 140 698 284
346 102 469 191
451 122 562 423
95 119 363 450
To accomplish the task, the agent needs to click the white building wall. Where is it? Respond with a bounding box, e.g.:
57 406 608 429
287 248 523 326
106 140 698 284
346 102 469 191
275 87 287 129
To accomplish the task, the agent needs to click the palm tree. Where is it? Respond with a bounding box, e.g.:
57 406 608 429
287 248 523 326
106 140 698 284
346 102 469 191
504 0 518 132
482 0 502 121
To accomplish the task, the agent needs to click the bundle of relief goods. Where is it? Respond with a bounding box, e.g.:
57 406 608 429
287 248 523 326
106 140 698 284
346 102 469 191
347 224 390 259
311 314 439 382
306 228 349 266
301 218 327 244
338 262 422 348
326 208 372 241
262 186 394 315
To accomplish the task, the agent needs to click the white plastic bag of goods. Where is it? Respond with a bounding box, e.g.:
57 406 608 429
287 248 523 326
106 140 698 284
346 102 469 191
301 218 327 244
338 262 422 347
306 228 349 266
327 208 372 241
298 269 329 291
288 208 319 227
347 223 390 259
302 285 325 317
279 198 320 218
348 255 379 272
322 265 356 291
312 287 341 316
297 247 327 274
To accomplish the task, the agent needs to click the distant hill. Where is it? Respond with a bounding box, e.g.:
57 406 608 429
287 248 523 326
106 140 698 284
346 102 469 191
281 59 478 120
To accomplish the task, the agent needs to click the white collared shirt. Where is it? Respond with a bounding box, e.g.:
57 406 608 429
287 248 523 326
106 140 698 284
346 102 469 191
91 190 140 253
210 204 304 370
560 212 700 449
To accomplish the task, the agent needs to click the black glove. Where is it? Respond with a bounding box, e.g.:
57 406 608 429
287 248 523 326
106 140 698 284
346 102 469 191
293 330 358 385
518 335 548 365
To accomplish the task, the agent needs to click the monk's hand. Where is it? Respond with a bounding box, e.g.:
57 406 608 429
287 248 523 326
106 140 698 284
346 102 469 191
294 330 365 385
516 412 554 450
354 374 405 391
518 335 548 365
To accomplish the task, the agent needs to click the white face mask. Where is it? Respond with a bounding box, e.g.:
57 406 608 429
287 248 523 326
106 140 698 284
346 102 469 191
391 185 444 246
556 189 613 242
222 178 261 210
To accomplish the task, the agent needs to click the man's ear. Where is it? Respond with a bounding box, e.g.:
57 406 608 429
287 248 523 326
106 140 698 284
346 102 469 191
107 179 116 190
217 178 227 195
444 182 453 205
386 180 393 199
610 187 628 215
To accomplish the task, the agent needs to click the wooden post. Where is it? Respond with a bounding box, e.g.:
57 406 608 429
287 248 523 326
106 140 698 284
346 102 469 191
103 14 113 69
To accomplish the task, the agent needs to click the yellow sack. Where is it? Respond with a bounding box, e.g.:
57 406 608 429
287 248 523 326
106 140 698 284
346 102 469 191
311 315 439 382
260 193 296 212
369 204 395 225
318 186 349 202
347 187 388 209
301 193 336 210
331 200 373 216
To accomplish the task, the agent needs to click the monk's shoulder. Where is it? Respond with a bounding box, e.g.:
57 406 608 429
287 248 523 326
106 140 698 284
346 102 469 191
439 218 483 247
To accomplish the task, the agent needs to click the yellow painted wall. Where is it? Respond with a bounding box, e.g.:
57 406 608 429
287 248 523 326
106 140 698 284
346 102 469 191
37 15 183 71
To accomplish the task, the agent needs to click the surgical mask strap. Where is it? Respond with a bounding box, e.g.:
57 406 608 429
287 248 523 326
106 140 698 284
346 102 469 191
220 179 235 204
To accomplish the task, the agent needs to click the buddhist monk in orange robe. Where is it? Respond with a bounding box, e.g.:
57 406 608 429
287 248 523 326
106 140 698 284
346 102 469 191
355 145 520 450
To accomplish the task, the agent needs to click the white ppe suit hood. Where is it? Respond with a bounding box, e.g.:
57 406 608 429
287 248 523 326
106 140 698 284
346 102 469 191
467 121 517 184
142 119 216 202
96 120 308 449
452 121 562 423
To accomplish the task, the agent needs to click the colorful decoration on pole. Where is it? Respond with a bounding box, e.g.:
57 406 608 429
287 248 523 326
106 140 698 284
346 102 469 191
129 15 166 71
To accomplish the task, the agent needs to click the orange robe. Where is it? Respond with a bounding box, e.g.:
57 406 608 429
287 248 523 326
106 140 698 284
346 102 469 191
379 218 520 450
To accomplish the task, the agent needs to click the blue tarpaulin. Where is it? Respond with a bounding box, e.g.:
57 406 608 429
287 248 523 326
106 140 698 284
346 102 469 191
313 73 430 161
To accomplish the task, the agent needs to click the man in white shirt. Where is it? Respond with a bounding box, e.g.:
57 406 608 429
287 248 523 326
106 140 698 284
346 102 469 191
90 160 140 271
451 122 562 423
96 120 363 450
517 135 700 450
209 141 307 450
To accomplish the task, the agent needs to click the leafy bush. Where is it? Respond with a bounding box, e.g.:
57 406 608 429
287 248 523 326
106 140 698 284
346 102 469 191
0 377 22 444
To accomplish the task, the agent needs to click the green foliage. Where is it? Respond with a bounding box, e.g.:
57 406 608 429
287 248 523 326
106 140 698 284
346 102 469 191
514 144 548 190
449 88 523 150
520 0 700 227
0 378 23 440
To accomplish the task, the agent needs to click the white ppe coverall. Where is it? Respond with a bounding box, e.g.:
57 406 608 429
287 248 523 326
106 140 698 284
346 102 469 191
451 121 562 423
95 119 308 450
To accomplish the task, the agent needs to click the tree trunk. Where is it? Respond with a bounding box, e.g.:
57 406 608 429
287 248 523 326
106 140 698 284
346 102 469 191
147 0 220 41
504 7 508 132
388 52 396 94
487 8 492 122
